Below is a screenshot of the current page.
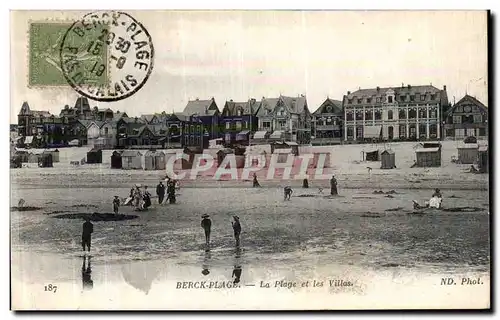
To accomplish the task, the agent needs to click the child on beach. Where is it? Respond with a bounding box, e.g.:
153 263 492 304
284 186 293 201
113 196 120 214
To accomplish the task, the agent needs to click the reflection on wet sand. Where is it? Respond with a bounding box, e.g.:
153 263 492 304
121 260 161 295
201 251 211 276
232 248 242 284
82 255 93 291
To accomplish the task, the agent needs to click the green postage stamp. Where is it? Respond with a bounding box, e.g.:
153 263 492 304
28 22 108 87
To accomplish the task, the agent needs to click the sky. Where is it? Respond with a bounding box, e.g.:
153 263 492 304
10 10 488 123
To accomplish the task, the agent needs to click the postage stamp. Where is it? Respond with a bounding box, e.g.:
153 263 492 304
60 11 154 102
10 10 490 311
28 22 77 87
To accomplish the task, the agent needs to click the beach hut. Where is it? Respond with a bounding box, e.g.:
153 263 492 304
415 147 441 167
271 141 299 156
15 149 29 163
110 151 123 169
38 153 53 168
43 149 60 162
164 149 183 171
478 146 488 173
68 139 80 147
457 143 479 164
182 146 203 170
144 150 166 170
273 148 293 163
380 149 396 169
311 151 331 168
10 156 22 168
245 149 268 169
28 152 41 163
121 150 143 170
216 148 234 167
364 149 380 161
86 148 103 164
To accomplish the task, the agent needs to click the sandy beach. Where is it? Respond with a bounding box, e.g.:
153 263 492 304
10 140 490 310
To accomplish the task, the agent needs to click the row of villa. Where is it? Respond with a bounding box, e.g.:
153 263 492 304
14 83 488 149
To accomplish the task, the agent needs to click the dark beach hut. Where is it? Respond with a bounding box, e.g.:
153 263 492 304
86 148 103 164
415 147 441 167
15 150 29 163
38 153 53 168
10 156 22 168
111 151 123 169
457 143 479 164
182 146 203 170
380 149 396 169
216 148 234 167
478 145 488 173
364 149 380 161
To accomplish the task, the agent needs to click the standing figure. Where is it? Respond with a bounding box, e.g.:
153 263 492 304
113 196 120 214
284 186 293 200
81 217 94 253
302 178 309 188
133 186 142 209
167 180 176 204
156 181 166 204
201 214 212 247
253 173 260 187
143 186 152 209
330 175 338 196
232 216 242 247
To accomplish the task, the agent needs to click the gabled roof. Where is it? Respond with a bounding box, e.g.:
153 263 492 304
112 112 128 121
222 101 247 116
74 97 91 111
258 95 308 116
140 114 158 123
120 117 147 124
313 98 343 115
447 94 488 116
77 119 93 128
89 121 106 128
183 98 219 116
97 108 113 112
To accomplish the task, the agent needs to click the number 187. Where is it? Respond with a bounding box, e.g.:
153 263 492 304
44 284 58 293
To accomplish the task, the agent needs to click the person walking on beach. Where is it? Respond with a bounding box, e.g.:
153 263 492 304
156 181 166 204
232 216 242 247
253 173 260 187
133 186 142 209
113 196 120 214
284 186 293 201
330 175 338 196
167 180 176 204
82 217 93 253
143 186 152 209
201 214 212 247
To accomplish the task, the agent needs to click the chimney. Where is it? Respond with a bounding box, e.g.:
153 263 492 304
196 97 199 101
443 85 447 91
376 86 380 92
134 117 138 123
407 84 411 89
401 83 404 88
230 99 233 102
347 91 351 95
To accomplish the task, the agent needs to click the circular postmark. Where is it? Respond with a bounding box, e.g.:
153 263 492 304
59 11 154 102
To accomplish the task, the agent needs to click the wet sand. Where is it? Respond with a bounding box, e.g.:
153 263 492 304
11 183 490 310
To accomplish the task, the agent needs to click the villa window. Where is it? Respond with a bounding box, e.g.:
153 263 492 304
374 110 382 120
388 110 393 120
474 115 482 123
388 96 393 103
399 109 406 119
236 121 242 130
226 122 231 129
